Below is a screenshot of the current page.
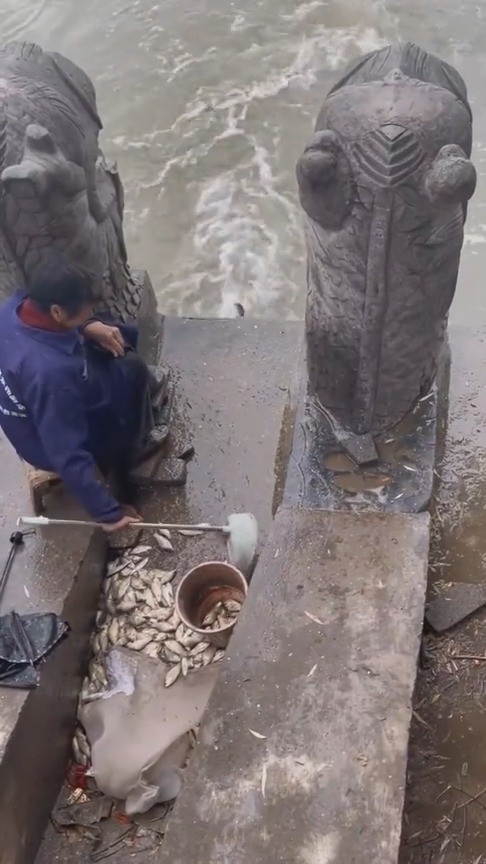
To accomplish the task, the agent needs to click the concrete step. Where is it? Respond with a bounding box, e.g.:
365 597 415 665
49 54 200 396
161 508 429 864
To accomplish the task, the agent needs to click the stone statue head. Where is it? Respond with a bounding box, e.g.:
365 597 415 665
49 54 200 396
0 41 140 320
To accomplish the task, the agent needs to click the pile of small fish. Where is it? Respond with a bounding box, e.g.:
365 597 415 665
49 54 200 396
73 538 229 767
201 599 242 630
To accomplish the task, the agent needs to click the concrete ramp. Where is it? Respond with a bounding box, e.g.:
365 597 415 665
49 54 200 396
161 509 429 864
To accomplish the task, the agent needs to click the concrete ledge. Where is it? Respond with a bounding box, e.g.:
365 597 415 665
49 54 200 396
0 440 106 864
161 508 430 864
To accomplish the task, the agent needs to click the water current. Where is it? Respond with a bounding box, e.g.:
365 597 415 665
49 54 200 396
1 0 486 322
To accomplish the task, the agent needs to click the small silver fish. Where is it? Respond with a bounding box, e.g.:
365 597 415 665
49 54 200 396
151 581 162 604
181 657 189 677
132 556 150 572
143 590 158 610
157 529 172 540
76 727 91 759
106 597 117 615
150 607 172 622
202 645 217 665
117 599 136 613
153 569 177 585
90 662 106 688
178 529 203 537
91 633 101 656
129 634 152 651
161 584 174 607
130 576 145 591
144 642 160 659
107 560 126 577
132 545 152 555
183 632 203 649
175 623 186 642
155 534 174 553
108 619 119 644
72 735 83 765
191 641 211 656
130 610 148 628
165 639 185 657
164 648 184 664
224 600 242 614
152 620 175 634
202 607 219 627
165 664 181 688
213 649 225 662
117 578 132 600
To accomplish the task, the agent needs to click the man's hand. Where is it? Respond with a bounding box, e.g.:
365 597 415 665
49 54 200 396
83 321 126 358
101 504 142 534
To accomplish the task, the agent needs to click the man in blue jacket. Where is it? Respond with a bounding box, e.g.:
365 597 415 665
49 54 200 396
0 260 166 532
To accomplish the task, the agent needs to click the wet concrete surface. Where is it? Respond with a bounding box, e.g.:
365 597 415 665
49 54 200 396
285 364 443 513
134 317 300 565
27 320 486 864
161 508 430 864
399 325 486 864
0 438 105 864
34 316 300 864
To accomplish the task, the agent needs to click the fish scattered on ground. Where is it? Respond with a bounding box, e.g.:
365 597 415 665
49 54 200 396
74 539 243 766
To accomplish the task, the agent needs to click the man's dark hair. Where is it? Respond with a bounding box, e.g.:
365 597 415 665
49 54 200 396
27 259 96 315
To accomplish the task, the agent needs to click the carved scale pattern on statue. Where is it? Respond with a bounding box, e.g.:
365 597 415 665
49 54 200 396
297 42 476 436
0 40 147 321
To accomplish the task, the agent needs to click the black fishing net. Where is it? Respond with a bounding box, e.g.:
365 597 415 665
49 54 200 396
0 611 69 688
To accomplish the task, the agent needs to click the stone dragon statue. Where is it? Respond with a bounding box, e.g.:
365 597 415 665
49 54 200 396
0 40 151 321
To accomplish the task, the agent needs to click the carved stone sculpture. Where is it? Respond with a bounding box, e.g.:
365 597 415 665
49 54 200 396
285 42 475 511
0 40 149 320
296 42 476 437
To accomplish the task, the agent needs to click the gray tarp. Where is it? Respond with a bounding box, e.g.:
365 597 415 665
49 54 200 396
79 647 217 814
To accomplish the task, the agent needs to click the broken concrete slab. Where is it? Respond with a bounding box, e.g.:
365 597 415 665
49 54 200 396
426 581 486 632
161 508 430 864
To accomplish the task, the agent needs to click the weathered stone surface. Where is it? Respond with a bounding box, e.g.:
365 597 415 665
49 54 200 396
285 360 445 513
0 43 152 320
298 42 475 436
426 581 486 632
135 317 300 542
129 456 188 489
161 508 430 864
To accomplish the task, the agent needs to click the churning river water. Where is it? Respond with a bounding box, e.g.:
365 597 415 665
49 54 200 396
1 0 486 322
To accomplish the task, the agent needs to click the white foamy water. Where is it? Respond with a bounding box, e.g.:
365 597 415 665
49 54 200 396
0 0 485 326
